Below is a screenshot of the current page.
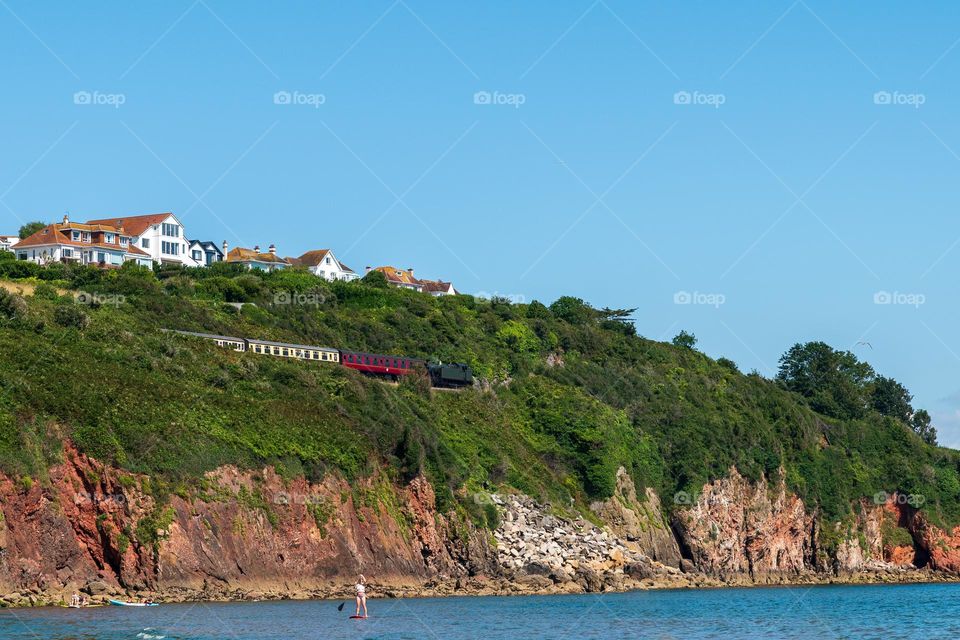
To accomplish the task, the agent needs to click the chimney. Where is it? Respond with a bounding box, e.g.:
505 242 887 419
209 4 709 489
253 245 260 252
62 214 69 225
222 240 228 254
268 244 276 255
365 266 372 273
408 268 414 276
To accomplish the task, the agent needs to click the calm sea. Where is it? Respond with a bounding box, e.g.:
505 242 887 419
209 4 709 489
1 583 958 639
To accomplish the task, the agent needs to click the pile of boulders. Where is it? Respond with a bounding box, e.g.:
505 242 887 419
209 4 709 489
491 494 678 590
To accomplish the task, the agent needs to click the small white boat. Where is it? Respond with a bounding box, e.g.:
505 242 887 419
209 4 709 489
109 599 159 607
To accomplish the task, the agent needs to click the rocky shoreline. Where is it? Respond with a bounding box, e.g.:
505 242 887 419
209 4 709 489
6 566 957 609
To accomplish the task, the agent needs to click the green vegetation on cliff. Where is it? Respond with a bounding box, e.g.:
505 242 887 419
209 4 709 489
0 255 957 531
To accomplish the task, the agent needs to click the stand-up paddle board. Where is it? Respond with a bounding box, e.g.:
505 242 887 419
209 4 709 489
349 615 367 619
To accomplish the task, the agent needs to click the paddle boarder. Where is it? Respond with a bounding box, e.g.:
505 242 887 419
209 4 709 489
355 575 368 618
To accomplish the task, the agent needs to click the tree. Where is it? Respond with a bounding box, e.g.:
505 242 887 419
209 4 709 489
672 330 697 350
18 221 45 239
911 409 937 446
361 269 389 288
549 296 593 324
870 376 913 422
776 341 875 420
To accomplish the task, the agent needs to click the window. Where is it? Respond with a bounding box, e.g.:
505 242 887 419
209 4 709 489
16 252 26 260
82 233 91 242
72 231 80 240
142 238 150 249
161 223 181 237
161 241 180 255
105 233 114 243
62 248 73 257
192 250 201 260
325 256 331 264
120 237 128 245
97 252 105 263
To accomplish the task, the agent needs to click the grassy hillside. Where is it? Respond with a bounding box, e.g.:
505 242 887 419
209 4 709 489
0 256 958 536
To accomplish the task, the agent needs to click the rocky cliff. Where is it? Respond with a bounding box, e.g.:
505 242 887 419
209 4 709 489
0 448 957 606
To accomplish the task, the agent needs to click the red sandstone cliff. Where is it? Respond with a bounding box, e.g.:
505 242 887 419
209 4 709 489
1 449 958 605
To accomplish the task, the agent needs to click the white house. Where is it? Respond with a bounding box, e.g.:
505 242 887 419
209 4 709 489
86 212 189 265
420 279 458 296
183 239 224 267
0 235 19 252
15 215 153 267
290 249 358 281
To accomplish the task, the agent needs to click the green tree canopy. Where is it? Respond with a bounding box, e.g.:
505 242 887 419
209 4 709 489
912 409 937 446
672 330 697 350
776 341 875 420
18 221 45 239
871 375 914 422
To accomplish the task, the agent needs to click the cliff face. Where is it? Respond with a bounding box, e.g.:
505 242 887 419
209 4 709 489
1 449 958 605
669 468 814 580
0 445 496 604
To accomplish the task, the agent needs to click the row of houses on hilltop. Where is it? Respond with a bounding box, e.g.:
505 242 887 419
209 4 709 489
11 212 458 295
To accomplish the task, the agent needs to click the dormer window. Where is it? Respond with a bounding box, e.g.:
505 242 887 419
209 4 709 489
81 233 91 242
120 237 128 245
72 231 80 241
105 233 114 243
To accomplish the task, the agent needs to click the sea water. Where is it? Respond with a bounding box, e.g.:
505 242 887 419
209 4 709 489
1 583 958 639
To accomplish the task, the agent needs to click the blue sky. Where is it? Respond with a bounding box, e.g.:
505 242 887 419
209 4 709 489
4 1 960 443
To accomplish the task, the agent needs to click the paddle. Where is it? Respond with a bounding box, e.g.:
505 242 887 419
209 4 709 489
338 602 345 611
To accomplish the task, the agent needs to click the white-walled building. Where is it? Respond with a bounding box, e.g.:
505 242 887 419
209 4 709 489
15 216 152 267
184 239 224 267
86 212 189 265
290 249 358 281
0 235 19 252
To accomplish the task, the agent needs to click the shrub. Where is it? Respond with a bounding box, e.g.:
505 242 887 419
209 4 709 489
53 303 89 330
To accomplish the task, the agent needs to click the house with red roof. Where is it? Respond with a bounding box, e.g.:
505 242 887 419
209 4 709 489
420 279 458 296
370 266 424 292
289 249 358 281
15 215 153 267
224 243 290 271
86 212 189 265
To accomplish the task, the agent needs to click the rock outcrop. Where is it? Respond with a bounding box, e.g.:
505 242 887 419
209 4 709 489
670 468 814 581
590 467 681 568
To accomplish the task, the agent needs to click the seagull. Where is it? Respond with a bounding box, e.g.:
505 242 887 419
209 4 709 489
856 341 873 349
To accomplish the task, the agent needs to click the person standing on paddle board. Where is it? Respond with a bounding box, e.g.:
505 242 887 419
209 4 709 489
355 575 368 618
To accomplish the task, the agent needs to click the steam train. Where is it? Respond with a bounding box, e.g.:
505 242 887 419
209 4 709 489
167 330 473 388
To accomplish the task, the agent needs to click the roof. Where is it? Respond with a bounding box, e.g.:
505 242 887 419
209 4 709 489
189 239 224 255
292 250 357 274
374 266 422 286
17 223 150 257
296 249 331 266
225 247 290 265
86 212 175 237
420 279 455 294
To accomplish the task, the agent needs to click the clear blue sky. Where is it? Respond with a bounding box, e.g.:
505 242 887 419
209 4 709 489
4 1 960 444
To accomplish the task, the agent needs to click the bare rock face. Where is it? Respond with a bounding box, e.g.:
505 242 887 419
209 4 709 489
670 468 814 580
831 499 885 573
0 444 497 602
590 467 681 568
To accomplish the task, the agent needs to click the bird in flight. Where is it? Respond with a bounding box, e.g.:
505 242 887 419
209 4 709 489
855 341 873 349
